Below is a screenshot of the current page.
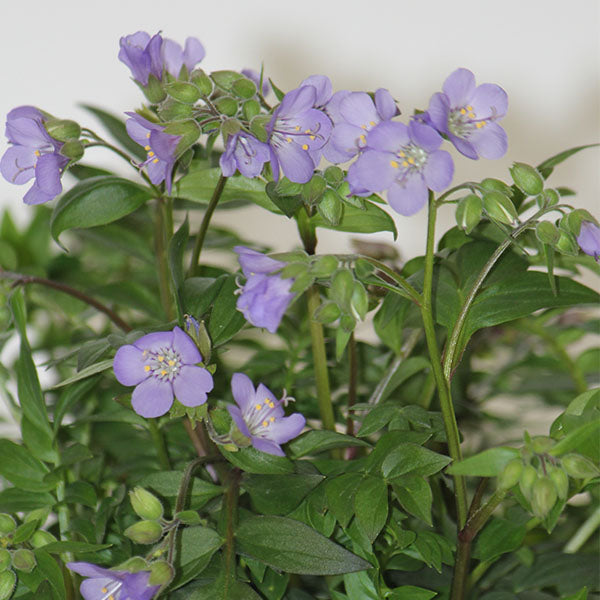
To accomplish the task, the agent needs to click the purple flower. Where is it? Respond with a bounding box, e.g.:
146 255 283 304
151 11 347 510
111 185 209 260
426 68 508 160
228 373 305 456
119 31 205 86
266 85 332 183
347 120 454 216
67 562 159 600
577 221 600 261
0 106 69 205
234 246 295 334
219 132 270 178
241 68 271 96
300 75 333 109
113 326 213 418
125 112 180 193
326 89 398 164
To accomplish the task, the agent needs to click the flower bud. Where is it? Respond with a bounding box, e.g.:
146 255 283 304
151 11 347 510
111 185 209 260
148 560 175 586
140 74 167 104
555 230 579 256
60 140 84 161
44 118 81 142
313 302 341 324
175 510 202 525
191 70 213 96
118 556 149 573
29 530 57 548
351 281 369 321
535 221 560 246
0 570 16 600
510 162 544 196
519 464 538 501
531 436 554 454
242 99 261 121
0 549 10 572
211 70 243 92
0 516 15 535
483 191 518 225
456 194 482 234
12 549 36 573
480 178 514 197
214 96 239 117
129 487 163 521
340 314 356 333
498 458 523 490
324 166 344 185
531 477 557 518
318 190 344 226
311 255 338 278
549 467 569 500
232 78 257 99
184 315 211 364
330 269 355 310
165 81 201 104
537 188 559 208
561 454 600 479
124 520 163 545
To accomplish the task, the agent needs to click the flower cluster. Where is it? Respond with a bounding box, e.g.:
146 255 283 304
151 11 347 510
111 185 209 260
234 246 295 333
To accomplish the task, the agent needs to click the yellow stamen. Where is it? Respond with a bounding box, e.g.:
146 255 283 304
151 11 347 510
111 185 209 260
161 370 167 376
144 145 151 151
262 420 269 427
267 401 275 408
34 150 40 157
369 121 376 126
144 365 151 372
466 105 473 111
301 144 309 150
309 135 316 140
168 360 175 366
402 160 409 167
407 157 415 165
359 134 366 144
152 158 159 163
399 151 406 157
460 108 467 115
270 416 275 422
157 356 164 362
468 112 475 119
146 132 151 138
295 125 301 131
101 589 108 594
148 151 155 157
304 129 311 134
286 137 292 143
360 124 367 130
255 404 262 411
390 160 399 168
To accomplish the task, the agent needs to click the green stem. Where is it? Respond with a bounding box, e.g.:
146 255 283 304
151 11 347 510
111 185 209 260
564 505 600 553
188 174 227 277
148 419 171 470
360 256 422 305
346 333 358 436
224 468 241 592
420 194 468 528
154 199 175 321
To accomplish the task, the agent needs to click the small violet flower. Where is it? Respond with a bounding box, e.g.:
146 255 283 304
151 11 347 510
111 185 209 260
119 31 205 86
347 121 454 216
113 326 213 418
266 84 332 183
234 246 295 334
577 221 600 261
67 561 159 600
220 132 270 178
426 67 508 160
228 372 305 456
125 112 180 193
0 106 69 204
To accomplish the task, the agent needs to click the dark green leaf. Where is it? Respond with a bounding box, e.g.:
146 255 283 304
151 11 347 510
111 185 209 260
169 216 189 317
447 447 520 476
343 571 379 600
288 430 370 459
64 481 97 508
0 488 55 512
40 541 112 554
220 446 294 475
354 476 388 543
236 515 370 575
207 275 247 346
51 359 113 389
325 473 363 528
382 443 451 479
33 549 65 600
536 144 599 179
138 471 223 505
388 586 437 600
472 517 526 562
392 476 433 526
0 440 52 492
550 419 600 457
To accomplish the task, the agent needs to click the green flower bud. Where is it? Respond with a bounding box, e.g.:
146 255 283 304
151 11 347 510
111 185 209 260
549 467 569 500
483 191 518 225
563 209 597 237
29 530 57 548
44 118 81 142
232 78 257 99
129 487 163 521
519 464 538 501
330 269 355 310
340 314 356 333
250 115 270 142
0 549 10 572
184 316 212 365
456 194 483 234
480 178 513 197
214 96 239 117
531 477 557 518
118 556 149 573
0 570 16 600
302 175 327 205
498 458 523 490
531 436 554 454
555 230 579 256
289 271 315 295
510 162 544 196
537 188 559 208
24 509 49 526
313 301 341 324
124 520 163 545
311 255 338 278
165 81 201 104
324 166 344 185
0 516 15 535
242 99 261 121
60 140 84 161
211 70 243 92
175 510 202 526
140 74 167 104
12 549 36 573
191 70 213 96
535 221 560 246
561 454 600 479
351 281 369 321
318 190 344 226
148 560 175 586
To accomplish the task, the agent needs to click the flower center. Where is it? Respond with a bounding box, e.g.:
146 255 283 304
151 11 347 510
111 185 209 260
448 105 487 138
389 144 428 172
100 580 122 600
245 396 281 435
143 347 182 382
143 132 160 164
272 117 324 152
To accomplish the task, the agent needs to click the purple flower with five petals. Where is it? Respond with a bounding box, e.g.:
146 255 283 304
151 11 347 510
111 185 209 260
266 85 332 183
67 561 159 600
234 246 295 334
0 106 69 205
125 113 180 193
426 68 508 160
577 221 600 261
113 326 213 418
347 121 454 216
220 133 270 178
228 373 305 456
119 31 205 86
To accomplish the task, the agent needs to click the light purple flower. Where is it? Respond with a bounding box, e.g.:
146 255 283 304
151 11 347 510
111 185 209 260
119 31 205 86
113 326 213 418
577 221 600 261
266 85 332 183
67 562 159 600
0 106 69 205
219 132 270 178
228 373 305 456
241 68 271 96
125 112 180 193
347 120 454 216
234 245 284 277
426 68 508 160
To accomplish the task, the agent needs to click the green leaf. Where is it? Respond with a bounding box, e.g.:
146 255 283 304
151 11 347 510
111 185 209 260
382 443 452 479
169 216 189 317
472 517 526 562
392 476 433 526
311 199 397 238
40 541 112 554
33 549 65 600
50 176 153 244
207 275 247 346
0 488 55 512
51 359 113 389
343 571 379 600
447 447 520 477
241 474 324 515
288 430 371 458
388 586 437 600
536 144 599 179
12 520 40 544
0 440 53 492
80 104 147 161
220 446 294 475
562 588 588 600
325 473 363 528
138 471 223 506
64 481 97 508
265 181 303 217
236 515 371 575
354 476 388 543
550 419 600 457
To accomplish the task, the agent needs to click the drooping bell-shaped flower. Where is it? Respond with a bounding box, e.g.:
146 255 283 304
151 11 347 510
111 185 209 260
577 221 600 261
219 132 270 178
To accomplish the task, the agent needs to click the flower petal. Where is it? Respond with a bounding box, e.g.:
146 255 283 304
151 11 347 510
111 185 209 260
173 366 213 407
272 139 315 184
340 92 378 128
348 150 397 192
268 413 306 444
426 92 450 132
449 134 478 160
0 146 36 185
252 437 284 456
34 153 64 195
228 404 251 438
5 116 49 148
300 75 332 107
367 121 409 153
162 38 184 77
255 383 279 411
121 570 160 600
423 150 454 192
172 326 202 364
387 174 428 216
469 122 508 159
183 37 206 71
133 330 174 353
23 182 56 205
231 372 257 412
80 577 118 600
443 68 476 107
577 221 600 260
234 246 283 276
278 86 316 117
471 83 508 120
131 377 174 418
113 345 148 386
408 121 442 153
374 88 398 120
67 562 117 579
